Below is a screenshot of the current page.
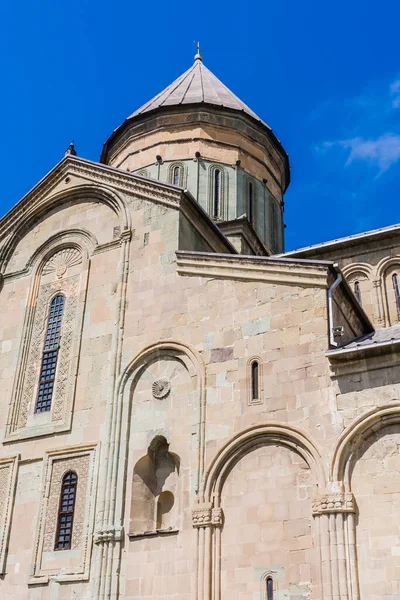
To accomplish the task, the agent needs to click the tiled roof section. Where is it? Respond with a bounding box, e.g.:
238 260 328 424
127 59 270 129
337 325 400 351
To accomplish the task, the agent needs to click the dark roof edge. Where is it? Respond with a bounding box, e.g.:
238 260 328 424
283 222 400 257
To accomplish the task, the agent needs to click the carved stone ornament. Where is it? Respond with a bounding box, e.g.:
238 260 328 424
152 378 171 399
312 492 355 515
94 526 124 545
192 504 212 528
192 505 224 528
42 248 82 278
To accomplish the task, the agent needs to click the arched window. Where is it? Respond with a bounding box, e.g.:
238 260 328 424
354 280 362 305
173 166 181 186
266 577 274 600
213 169 221 218
393 273 400 317
35 295 65 413
55 471 77 550
248 182 254 225
251 360 259 402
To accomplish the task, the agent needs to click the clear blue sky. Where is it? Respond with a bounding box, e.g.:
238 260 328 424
1 0 399 251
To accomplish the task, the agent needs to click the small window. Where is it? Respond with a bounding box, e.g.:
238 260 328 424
248 182 254 225
173 166 180 186
354 280 362 305
266 577 274 600
213 169 221 218
55 471 77 550
251 361 259 401
393 273 400 317
35 295 65 413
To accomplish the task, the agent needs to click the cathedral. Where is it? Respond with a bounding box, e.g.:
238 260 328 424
0 49 399 600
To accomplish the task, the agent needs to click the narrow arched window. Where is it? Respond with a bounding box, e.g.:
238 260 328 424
35 295 65 413
393 273 400 317
55 471 77 550
173 166 180 186
213 169 221 218
251 361 259 401
248 182 254 225
266 577 274 600
354 280 362 304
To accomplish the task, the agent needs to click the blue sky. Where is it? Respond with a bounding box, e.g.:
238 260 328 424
0 0 399 251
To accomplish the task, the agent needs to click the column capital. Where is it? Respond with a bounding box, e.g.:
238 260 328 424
312 492 355 515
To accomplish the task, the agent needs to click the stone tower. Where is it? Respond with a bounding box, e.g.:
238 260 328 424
101 52 290 254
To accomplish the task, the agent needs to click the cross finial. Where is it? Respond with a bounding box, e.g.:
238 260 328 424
64 141 77 157
194 41 202 62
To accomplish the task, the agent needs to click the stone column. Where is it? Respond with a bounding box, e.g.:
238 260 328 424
313 492 359 600
373 279 386 326
192 503 224 600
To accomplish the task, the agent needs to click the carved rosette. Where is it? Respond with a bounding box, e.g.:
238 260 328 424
192 504 224 528
152 378 171 399
312 492 355 515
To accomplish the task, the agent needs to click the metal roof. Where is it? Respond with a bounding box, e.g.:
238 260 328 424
127 57 271 129
284 222 400 257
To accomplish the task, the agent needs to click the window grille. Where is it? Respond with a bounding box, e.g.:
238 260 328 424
213 169 221 218
354 281 362 304
35 295 65 413
55 471 77 550
393 273 400 317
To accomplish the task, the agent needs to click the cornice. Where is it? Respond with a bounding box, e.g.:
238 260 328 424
0 156 183 244
176 251 330 288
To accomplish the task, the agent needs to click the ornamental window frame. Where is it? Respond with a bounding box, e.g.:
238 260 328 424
5 234 93 442
30 444 98 584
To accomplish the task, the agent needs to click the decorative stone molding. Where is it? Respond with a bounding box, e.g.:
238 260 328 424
191 505 223 528
30 444 98 584
0 456 18 575
94 526 124 545
176 251 330 289
42 248 82 278
5 243 89 442
212 507 224 527
312 492 355 515
192 504 212 528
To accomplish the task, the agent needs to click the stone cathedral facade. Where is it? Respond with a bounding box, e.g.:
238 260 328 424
0 52 400 600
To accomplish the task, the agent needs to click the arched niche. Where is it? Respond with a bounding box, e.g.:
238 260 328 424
130 435 179 534
116 342 205 543
332 404 400 598
201 424 325 600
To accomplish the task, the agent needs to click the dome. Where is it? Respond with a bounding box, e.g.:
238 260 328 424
100 56 290 254
126 57 271 130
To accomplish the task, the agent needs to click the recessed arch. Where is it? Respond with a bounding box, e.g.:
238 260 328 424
0 184 130 273
204 422 326 502
376 255 400 280
341 263 372 280
330 402 400 483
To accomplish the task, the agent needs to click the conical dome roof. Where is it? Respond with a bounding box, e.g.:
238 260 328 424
127 57 271 130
